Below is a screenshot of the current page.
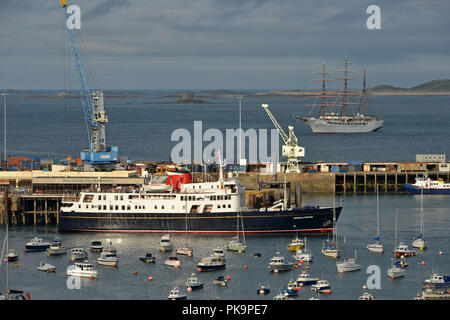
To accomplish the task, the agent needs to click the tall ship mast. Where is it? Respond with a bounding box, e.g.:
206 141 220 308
296 56 383 133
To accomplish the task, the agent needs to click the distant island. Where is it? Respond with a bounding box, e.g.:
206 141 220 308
152 91 213 104
368 79 450 95
24 91 140 99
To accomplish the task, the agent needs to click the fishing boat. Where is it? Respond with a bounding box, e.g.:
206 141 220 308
58 168 343 234
412 188 426 250
393 243 416 258
404 176 450 195
283 281 300 297
185 273 203 290
66 262 98 278
46 240 67 256
70 248 88 261
158 234 173 252
90 241 103 252
423 273 450 288
293 248 313 262
175 246 193 256
268 253 294 272
287 236 305 252
24 237 51 252
296 57 383 134
336 249 361 273
5 249 19 262
197 255 226 272
212 247 225 259
257 284 270 295
139 251 156 263
311 280 331 293
97 252 118 267
164 255 181 268
367 185 384 253
37 261 56 272
296 272 318 286
213 276 228 286
421 287 450 300
168 287 187 300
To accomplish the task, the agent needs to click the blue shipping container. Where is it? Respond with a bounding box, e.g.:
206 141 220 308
20 160 32 170
31 162 41 170
30 157 41 162
331 166 339 172
8 165 18 171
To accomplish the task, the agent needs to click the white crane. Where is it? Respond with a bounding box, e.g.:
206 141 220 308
261 104 305 173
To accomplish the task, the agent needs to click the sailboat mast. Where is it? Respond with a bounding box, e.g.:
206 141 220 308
376 184 380 237
420 188 424 235
362 69 367 116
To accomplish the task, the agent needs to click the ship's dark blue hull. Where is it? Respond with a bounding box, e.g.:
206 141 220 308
58 206 342 234
404 184 450 195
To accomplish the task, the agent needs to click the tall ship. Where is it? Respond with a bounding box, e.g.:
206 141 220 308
296 56 383 133
58 168 342 234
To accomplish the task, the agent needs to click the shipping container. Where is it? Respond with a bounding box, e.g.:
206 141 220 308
8 157 29 166
331 165 339 172
20 160 32 170
7 165 18 171
30 157 40 162
320 165 329 173
31 162 41 170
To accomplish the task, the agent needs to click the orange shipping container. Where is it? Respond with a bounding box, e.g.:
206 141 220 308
8 157 29 166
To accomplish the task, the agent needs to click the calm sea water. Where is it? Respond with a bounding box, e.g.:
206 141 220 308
0 91 449 300
1 193 449 300
3 90 450 162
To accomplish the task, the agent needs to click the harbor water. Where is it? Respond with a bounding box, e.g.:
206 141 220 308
1 193 448 300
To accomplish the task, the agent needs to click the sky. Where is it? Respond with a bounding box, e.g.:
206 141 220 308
1 0 450 90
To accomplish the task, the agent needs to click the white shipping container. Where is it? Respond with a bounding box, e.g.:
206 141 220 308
439 163 450 172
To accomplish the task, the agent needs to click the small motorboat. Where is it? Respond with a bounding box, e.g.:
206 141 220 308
311 280 331 293
287 236 305 252
197 255 226 272
423 273 450 288
359 292 375 300
213 276 228 286
66 262 98 278
97 252 118 267
175 246 193 257
387 260 405 279
322 241 340 259
185 273 203 290
103 243 117 256
283 281 300 297
393 242 416 258
46 240 67 256
158 234 173 252
168 287 187 300
296 272 318 286
70 248 88 261
367 237 384 254
293 248 313 262
37 261 56 273
412 234 426 250
139 251 156 263
268 253 294 272
273 292 290 300
24 237 51 252
164 255 181 268
90 241 103 252
5 249 19 262
257 284 270 295
336 251 361 273
212 247 225 259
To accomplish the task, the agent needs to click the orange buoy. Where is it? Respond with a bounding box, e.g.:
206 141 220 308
226 275 231 281
187 287 192 293
300 259 304 264
244 265 248 269
133 271 138 275
148 276 153 281
89 276 95 280
299 283 304 287
197 268 202 273
439 251 443 256
421 261 426 266
325 289 331 294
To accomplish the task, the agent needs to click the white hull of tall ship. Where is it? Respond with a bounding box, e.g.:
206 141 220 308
298 116 383 134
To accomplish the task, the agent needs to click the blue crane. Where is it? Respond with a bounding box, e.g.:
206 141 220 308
61 1 118 166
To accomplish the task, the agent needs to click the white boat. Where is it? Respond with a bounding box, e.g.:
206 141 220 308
287 236 305 252
268 253 294 272
358 292 375 300
312 280 331 293
226 211 247 252
168 287 187 300
322 200 341 258
164 255 181 268
412 188 427 250
394 242 416 258
103 243 117 256
423 273 450 288
367 185 384 253
336 250 361 273
158 234 173 252
257 284 270 295
421 287 450 300
388 212 405 279
175 246 193 256
5 249 19 262
70 248 88 261
46 240 67 256
185 273 203 290
66 262 98 278
213 276 228 286
90 241 103 252
139 251 156 263
212 247 225 258
296 59 383 134
24 237 51 252
296 272 318 286
273 292 290 300
37 261 56 272
197 255 226 272
97 252 118 267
